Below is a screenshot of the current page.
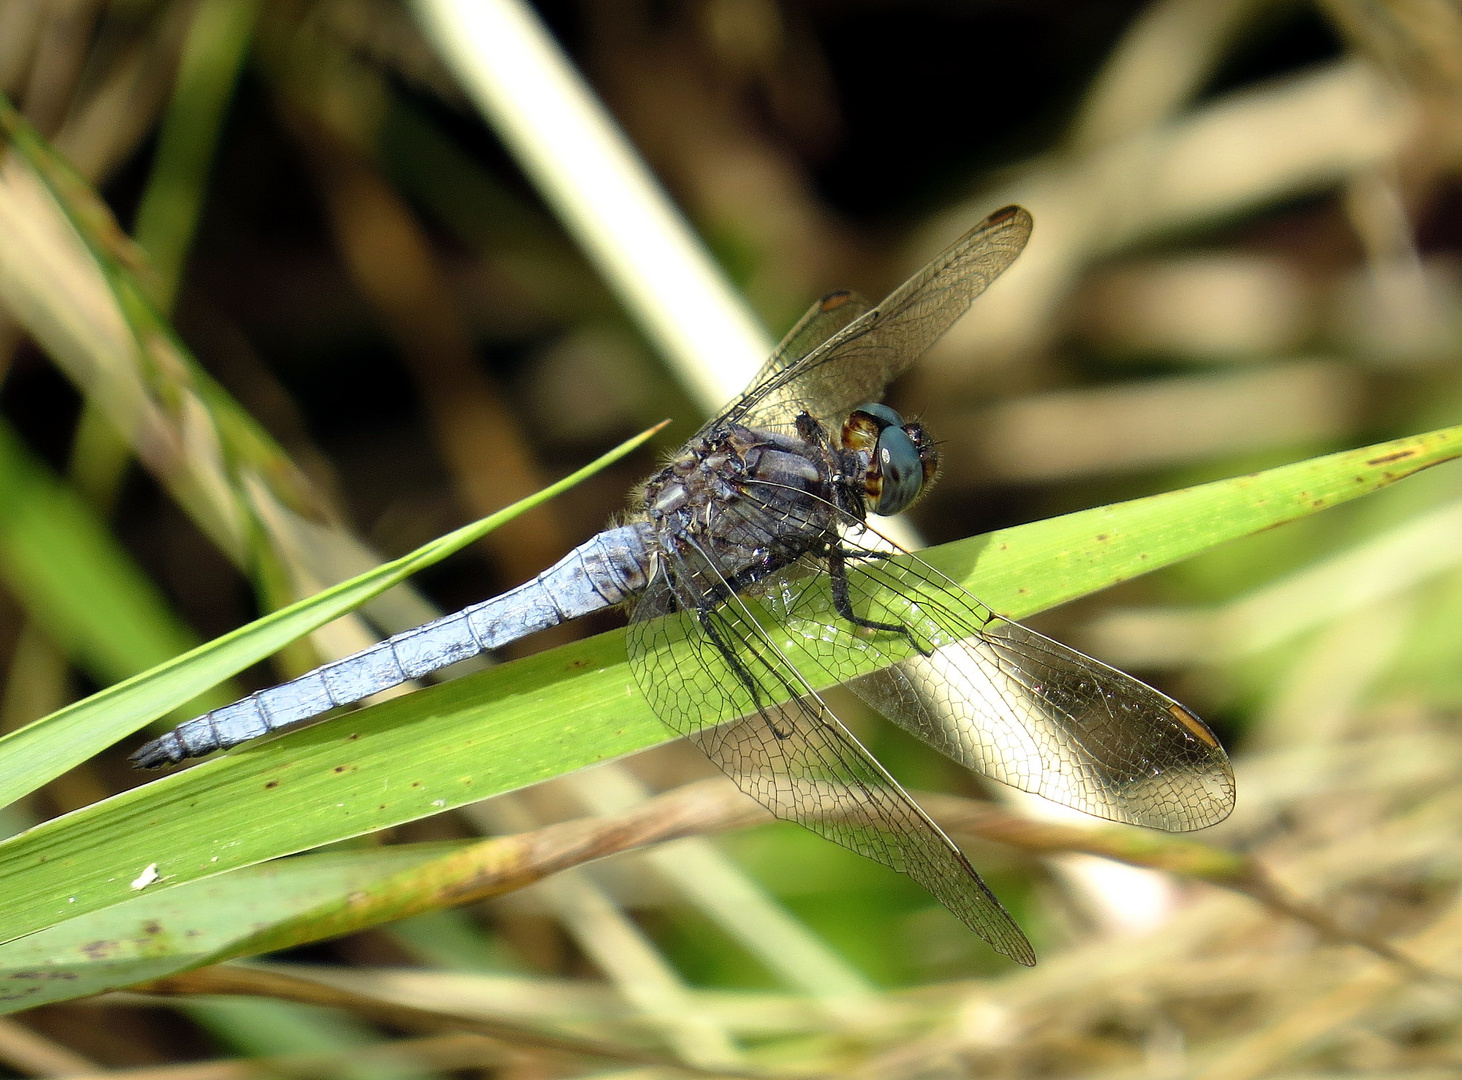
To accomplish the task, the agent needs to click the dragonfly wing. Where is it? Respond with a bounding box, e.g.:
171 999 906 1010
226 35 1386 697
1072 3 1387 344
692 291 871 442
768 290 874 377
774 536 1235 832
722 205 1032 433
626 551 1035 965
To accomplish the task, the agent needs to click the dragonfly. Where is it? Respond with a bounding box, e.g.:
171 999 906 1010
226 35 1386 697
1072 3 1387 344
133 206 1235 965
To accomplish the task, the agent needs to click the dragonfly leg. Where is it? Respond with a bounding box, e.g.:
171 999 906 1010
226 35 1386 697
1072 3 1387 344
828 548 932 658
696 603 795 740
832 545 895 561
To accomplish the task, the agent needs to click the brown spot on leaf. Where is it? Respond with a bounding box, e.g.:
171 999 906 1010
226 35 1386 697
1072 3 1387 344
1366 448 1416 466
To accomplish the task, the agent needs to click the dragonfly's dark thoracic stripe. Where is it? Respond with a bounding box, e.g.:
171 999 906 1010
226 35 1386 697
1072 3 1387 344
132 206 1234 966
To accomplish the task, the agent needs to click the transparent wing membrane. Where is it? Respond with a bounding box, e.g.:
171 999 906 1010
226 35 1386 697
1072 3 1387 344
627 545 1035 965
770 528 1235 832
715 206 1033 434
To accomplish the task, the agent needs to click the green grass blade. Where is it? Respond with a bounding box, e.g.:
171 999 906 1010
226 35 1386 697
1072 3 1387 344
0 418 206 698
0 424 1456 951
0 842 470 1013
0 425 659 812
131 0 261 307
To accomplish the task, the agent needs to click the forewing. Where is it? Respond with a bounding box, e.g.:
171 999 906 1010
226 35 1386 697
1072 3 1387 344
719 206 1032 433
766 290 874 382
626 552 1035 965
774 535 1235 832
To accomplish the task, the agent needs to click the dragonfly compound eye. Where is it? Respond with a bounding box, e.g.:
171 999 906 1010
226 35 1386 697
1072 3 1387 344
845 403 938 516
873 424 924 515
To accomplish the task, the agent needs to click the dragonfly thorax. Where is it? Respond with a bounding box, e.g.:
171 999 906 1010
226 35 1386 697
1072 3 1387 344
640 418 850 591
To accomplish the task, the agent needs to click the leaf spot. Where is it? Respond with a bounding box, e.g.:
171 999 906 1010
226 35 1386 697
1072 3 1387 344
1366 448 1416 465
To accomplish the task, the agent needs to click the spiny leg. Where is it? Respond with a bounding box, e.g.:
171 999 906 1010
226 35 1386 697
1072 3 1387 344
827 547 932 658
696 603 797 739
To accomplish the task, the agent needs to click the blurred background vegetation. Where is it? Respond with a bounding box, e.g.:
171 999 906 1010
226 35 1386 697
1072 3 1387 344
2 0 1462 1076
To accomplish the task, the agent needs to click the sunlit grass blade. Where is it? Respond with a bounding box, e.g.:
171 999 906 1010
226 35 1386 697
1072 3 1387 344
134 966 706 1072
0 779 759 1013
0 842 469 1013
131 0 260 307
0 424 661 813
0 91 443 648
0 418 211 702
0 425 1455 952
924 425 1462 620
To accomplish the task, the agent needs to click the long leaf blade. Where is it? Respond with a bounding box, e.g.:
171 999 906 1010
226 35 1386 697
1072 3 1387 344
0 425 1456 949
0 425 660 811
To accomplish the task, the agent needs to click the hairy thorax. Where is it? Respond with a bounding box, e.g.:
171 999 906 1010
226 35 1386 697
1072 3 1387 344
640 418 859 593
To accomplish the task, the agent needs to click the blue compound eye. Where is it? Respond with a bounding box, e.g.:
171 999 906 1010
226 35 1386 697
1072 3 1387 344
852 402 904 430
847 402 937 516
872 423 924 515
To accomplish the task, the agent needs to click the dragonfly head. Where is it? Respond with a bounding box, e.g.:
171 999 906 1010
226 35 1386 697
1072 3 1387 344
842 403 940 516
